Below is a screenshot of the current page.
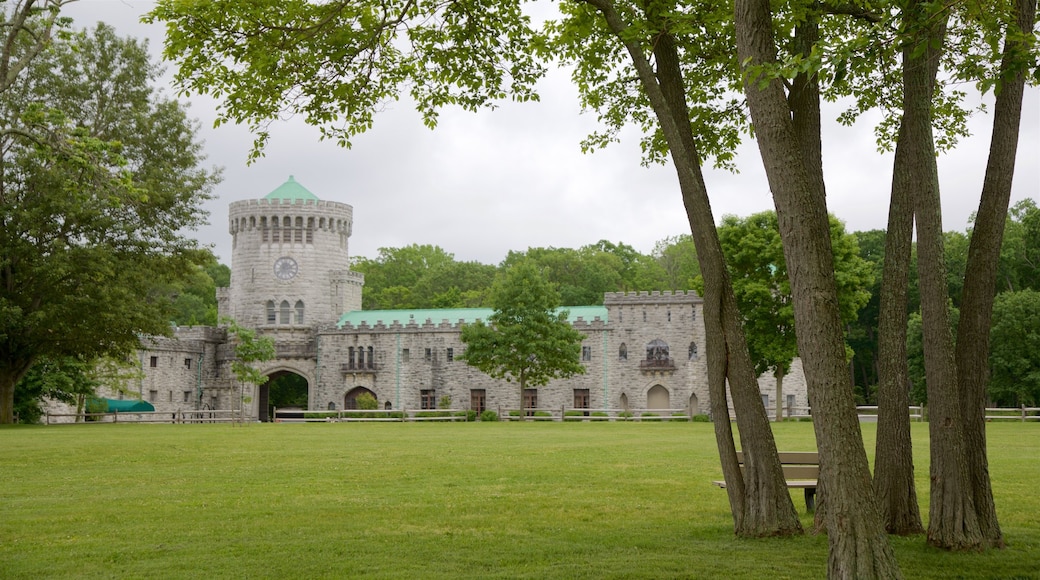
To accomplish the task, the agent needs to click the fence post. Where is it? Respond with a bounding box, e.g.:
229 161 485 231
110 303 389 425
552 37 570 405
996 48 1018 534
1024 404 1027 423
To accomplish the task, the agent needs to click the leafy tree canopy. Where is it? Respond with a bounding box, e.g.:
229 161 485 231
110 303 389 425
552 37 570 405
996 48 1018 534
716 211 874 378
0 22 219 423
459 260 586 401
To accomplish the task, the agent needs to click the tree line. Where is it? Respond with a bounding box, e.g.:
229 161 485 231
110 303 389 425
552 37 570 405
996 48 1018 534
345 201 1040 409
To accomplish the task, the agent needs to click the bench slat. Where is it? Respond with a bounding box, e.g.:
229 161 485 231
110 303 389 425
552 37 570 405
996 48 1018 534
735 451 819 464
716 451 820 513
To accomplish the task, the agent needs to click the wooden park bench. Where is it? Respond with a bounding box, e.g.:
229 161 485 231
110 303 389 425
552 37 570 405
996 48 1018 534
712 451 820 512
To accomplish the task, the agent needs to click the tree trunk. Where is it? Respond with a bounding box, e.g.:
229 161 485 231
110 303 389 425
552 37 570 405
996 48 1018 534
955 0 1036 549
734 0 901 574
899 0 985 550
0 360 34 424
584 0 802 538
0 370 16 424
775 366 784 422
872 77 925 539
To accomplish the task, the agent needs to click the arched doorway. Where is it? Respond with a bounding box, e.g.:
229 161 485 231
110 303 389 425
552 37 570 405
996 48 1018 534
647 384 670 410
260 371 308 422
688 393 700 416
620 393 629 412
344 386 377 410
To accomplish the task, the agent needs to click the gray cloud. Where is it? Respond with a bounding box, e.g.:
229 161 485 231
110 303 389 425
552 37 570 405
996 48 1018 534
66 1 1039 266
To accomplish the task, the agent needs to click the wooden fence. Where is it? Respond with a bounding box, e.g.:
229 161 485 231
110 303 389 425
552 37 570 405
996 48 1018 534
42 405 1040 424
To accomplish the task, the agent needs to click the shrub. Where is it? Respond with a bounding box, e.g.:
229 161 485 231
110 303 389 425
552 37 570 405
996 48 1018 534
564 410 585 417
669 414 689 422
533 411 552 418
465 410 478 422
641 412 659 418
591 411 608 417
415 411 451 418
618 411 634 420
84 398 108 421
691 414 711 422
480 409 498 422
355 392 378 410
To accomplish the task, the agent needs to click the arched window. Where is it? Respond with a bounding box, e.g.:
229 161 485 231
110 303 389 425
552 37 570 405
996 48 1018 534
266 301 276 324
646 339 669 361
688 342 699 360
279 300 290 324
295 300 304 324
618 343 628 361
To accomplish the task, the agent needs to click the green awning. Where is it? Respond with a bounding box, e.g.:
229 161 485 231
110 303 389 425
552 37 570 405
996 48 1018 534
100 398 155 412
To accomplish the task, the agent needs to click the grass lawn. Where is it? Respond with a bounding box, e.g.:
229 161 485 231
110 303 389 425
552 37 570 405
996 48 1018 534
1 421 1037 578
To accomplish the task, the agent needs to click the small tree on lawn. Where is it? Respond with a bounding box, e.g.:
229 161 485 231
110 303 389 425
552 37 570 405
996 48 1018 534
224 319 275 423
460 261 586 416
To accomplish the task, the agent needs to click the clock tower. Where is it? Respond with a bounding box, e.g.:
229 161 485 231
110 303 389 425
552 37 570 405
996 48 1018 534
222 176 364 329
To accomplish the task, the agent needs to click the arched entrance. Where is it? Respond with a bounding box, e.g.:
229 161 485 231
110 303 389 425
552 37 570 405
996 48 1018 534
647 384 670 410
344 386 377 410
688 393 700 416
260 370 308 422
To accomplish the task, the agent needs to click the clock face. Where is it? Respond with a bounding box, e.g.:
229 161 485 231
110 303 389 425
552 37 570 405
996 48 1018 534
273 257 298 281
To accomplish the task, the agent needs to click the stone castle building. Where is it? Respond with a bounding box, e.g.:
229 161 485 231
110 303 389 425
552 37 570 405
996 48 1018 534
84 177 807 420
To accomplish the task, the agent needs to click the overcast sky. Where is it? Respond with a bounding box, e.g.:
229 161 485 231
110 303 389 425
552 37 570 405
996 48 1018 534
67 1 1038 266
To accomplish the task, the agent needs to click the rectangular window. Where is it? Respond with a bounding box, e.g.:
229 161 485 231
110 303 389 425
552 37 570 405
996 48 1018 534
148 390 157 402
425 348 432 362
446 347 454 362
581 346 592 361
294 229 303 243
470 389 486 413
348 347 355 369
306 229 313 244
574 389 590 409
184 358 192 369
786 394 796 416
271 229 280 243
401 348 410 362
357 348 365 367
262 228 268 242
367 347 374 369
421 389 436 410
523 389 537 416
183 391 192 403
149 356 158 368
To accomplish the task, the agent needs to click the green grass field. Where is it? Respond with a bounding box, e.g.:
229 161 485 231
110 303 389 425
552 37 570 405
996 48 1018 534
1 421 1037 578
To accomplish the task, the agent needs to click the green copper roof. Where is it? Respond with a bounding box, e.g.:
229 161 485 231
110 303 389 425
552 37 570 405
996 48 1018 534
337 305 608 327
264 175 320 202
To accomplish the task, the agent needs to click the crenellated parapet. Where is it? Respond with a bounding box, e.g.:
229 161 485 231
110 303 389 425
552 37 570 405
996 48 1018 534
228 198 354 238
171 326 228 343
570 317 607 330
603 290 702 306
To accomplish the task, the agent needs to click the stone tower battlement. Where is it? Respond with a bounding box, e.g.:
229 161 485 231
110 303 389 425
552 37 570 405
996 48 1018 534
603 290 702 305
228 197 354 239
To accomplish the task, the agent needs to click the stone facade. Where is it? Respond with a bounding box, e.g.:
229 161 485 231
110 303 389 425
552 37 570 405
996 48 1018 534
67 177 807 421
